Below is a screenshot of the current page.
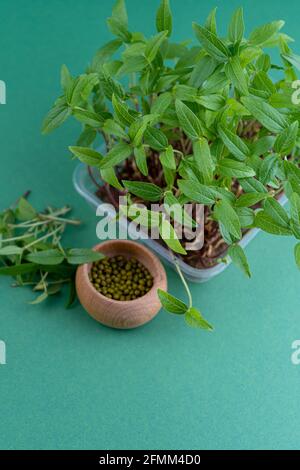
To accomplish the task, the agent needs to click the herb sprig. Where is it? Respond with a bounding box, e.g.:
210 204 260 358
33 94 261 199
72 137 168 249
0 194 103 306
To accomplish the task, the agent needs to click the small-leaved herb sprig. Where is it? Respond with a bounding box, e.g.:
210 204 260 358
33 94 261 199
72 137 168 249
0 194 103 306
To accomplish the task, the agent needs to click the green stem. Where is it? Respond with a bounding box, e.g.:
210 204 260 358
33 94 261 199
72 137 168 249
2 233 33 243
23 226 62 250
173 255 192 309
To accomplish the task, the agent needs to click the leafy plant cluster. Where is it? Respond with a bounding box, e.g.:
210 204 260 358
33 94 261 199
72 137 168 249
0 195 103 305
43 0 300 328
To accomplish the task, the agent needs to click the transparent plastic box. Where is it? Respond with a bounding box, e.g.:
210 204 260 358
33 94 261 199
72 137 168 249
73 163 287 283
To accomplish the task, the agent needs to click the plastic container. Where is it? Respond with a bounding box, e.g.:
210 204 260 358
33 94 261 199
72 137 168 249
73 163 288 283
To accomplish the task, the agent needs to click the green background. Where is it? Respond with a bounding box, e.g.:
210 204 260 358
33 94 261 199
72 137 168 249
1 0 300 450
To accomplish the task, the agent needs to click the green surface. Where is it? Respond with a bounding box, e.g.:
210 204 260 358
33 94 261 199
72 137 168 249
1 0 300 450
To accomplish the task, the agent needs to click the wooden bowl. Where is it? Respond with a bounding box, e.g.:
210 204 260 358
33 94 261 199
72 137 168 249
76 240 167 329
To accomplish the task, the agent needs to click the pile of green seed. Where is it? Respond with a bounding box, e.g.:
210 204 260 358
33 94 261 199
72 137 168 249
90 255 153 301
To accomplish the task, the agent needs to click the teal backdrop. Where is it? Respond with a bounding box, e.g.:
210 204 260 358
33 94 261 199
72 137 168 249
1 0 300 450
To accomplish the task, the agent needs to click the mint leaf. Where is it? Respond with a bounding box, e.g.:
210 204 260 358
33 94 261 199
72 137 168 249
192 23 229 62
99 142 132 170
228 244 251 278
241 95 288 133
228 7 244 43
254 211 292 235
218 124 250 161
185 307 213 331
156 0 172 37
214 199 241 240
157 289 187 314
26 249 65 266
66 249 104 265
294 243 300 269
175 99 203 140
159 217 187 254
69 146 103 166
123 180 163 201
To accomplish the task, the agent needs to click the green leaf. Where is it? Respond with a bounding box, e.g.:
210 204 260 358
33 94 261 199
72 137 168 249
290 192 300 238
256 53 271 72
123 180 163 202
228 244 251 278
0 263 39 276
118 55 147 76
112 0 128 28
196 94 225 111
185 307 213 331
61 64 73 95
70 74 99 106
107 0 131 43
239 177 268 194
258 154 278 185
164 191 196 229
159 217 187 255
66 249 104 265
274 121 299 155
99 142 132 170
145 31 168 63
282 52 300 72
103 119 128 140
91 39 123 70
251 136 275 156
76 127 97 147
16 198 37 222
112 93 135 126
236 207 254 228
241 95 288 133
128 117 149 147
160 145 176 170
157 289 187 314
228 7 244 43
144 126 168 151
294 243 300 269
134 146 148 176
107 18 131 42
252 71 276 96
284 161 300 185
69 146 103 166
175 99 203 140
178 179 216 205
235 192 268 207
205 7 217 35
0 246 23 256
249 20 284 46
26 249 65 265
192 23 229 62
218 159 255 178
42 100 71 134
254 210 292 235
72 108 104 127
189 55 217 88
218 125 250 161
156 0 172 37
225 56 249 96
100 167 123 191
193 138 215 184
264 198 290 228
201 71 229 94
214 199 241 240
151 92 173 116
